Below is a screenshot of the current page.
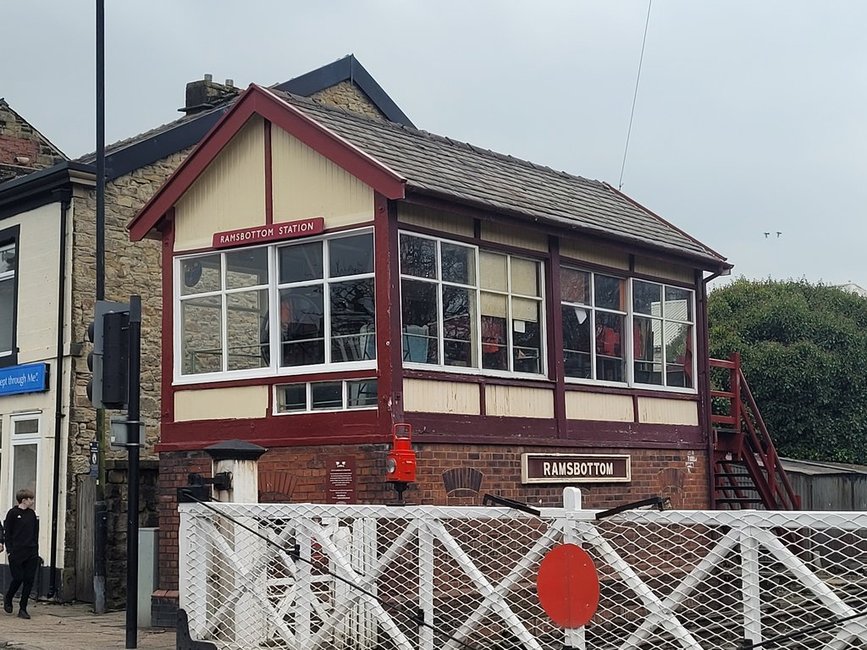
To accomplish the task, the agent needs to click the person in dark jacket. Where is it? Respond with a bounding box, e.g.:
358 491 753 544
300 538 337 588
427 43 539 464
2 488 39 619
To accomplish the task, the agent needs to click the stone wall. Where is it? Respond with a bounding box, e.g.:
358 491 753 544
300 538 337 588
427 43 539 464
310 81 389 122
104 459 160 609
65 147 192 603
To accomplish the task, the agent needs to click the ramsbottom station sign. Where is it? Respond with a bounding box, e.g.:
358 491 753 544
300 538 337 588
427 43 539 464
521 453 631 484
212 217 325 249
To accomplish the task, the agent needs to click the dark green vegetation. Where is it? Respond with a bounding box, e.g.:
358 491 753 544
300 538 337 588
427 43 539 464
708 279 867 463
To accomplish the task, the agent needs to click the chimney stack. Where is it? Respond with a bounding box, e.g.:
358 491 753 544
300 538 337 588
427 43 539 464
180 74 240 115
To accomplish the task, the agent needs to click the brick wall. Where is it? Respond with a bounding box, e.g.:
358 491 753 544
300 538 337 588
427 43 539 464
157 443 707 592
0 99 66 181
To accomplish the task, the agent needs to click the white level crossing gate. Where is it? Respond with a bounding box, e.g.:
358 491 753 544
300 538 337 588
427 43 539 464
179 500 867 649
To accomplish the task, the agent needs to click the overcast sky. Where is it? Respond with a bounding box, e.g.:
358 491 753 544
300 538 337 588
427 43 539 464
3 1 864 286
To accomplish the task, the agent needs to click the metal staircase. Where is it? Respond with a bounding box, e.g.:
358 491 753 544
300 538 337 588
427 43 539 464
710 353 800 510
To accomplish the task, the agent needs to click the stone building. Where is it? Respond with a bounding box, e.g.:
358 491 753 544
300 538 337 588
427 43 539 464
128 81 734 623
0 55 410 604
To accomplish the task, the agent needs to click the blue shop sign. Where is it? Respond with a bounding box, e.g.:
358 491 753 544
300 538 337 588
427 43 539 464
0 362 49 397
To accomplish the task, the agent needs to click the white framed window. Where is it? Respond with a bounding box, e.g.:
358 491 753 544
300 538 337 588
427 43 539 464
632 280 695 389
175 229 375 382
0 231 18 365
8 413 39 509
275 378 377 414
399 232 544 376
561 266 696 391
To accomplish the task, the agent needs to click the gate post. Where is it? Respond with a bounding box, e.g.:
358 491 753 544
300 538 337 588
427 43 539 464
205 440 267 645
562 487 586 650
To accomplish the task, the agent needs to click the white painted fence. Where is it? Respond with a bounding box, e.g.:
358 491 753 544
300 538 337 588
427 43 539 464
179 498 867 649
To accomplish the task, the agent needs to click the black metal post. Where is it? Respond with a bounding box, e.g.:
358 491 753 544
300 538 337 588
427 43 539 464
94 0 108 616
125 295 142 649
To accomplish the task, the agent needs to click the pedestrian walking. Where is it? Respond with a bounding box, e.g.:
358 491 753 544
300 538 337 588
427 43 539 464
2 488 40 619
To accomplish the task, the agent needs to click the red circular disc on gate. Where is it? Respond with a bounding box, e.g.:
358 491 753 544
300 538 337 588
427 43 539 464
536 543 600 628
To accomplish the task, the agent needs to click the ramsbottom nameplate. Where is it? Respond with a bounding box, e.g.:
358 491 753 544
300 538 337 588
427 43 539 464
521 453 631 484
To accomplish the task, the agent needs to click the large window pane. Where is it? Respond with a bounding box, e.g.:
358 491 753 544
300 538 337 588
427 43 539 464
664 286 693 321
442 286 475 367
595 312 624 382
562 305 591 379
480 251 507 292
226 248 268 290
279 241 323 283
0 278 12 355
442 243 475 285
226 289 267 371
330 233 373 277
279 287 324 367
511 257 540 297
633 280 662 315
12 443 37 500
330 278 375 362
595 275 625 311
180 255 220 296
633 315 662 385
561 268 590 304
481 292 508 371
401 279 438 363
512 297 541 373
665 322 693 388
181 296 222 374
400 235 437 279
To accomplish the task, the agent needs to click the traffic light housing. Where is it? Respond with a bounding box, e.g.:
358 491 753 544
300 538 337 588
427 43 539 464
87 301 130 410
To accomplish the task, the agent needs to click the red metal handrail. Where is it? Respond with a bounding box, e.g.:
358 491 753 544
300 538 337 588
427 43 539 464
709 353 800 510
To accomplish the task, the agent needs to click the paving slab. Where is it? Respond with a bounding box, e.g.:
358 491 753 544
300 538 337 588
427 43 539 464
0 601 175 650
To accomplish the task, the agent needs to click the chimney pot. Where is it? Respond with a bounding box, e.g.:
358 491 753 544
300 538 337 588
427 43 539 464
204 73 213 82
225 79 234 88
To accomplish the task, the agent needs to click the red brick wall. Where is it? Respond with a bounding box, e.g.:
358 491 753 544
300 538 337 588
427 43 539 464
156 443 708 592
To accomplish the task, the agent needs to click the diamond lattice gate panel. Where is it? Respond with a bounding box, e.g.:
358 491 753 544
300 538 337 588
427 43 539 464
179 502 867 650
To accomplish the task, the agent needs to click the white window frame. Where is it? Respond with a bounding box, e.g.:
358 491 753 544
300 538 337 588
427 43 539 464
173 228 376 385
560 267 697 394
629 278 697 391
399 231 546 378
273 378 378 415
7 412 40 509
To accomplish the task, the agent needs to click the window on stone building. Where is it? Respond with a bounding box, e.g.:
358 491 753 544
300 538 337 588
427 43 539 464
0 227 19 367
176 228 375 380
399 232 544 375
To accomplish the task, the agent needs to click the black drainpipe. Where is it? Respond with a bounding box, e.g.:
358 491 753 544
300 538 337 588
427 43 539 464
47 188 72 599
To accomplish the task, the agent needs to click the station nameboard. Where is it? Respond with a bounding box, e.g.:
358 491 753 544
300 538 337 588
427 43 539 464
212 217 325 249
521 453 631 484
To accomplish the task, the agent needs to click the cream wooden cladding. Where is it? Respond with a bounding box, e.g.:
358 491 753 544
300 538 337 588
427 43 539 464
637 396 699 425
174 117 266 252
485 385 554 418
565 391 634 422
403 379 480 415
174 385 269 421
271 126 372 229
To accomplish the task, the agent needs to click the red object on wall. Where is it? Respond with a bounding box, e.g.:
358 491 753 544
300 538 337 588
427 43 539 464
537 543 600 628
386 423 417 484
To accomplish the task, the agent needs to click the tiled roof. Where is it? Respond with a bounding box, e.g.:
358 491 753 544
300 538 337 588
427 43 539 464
272 90 726 266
